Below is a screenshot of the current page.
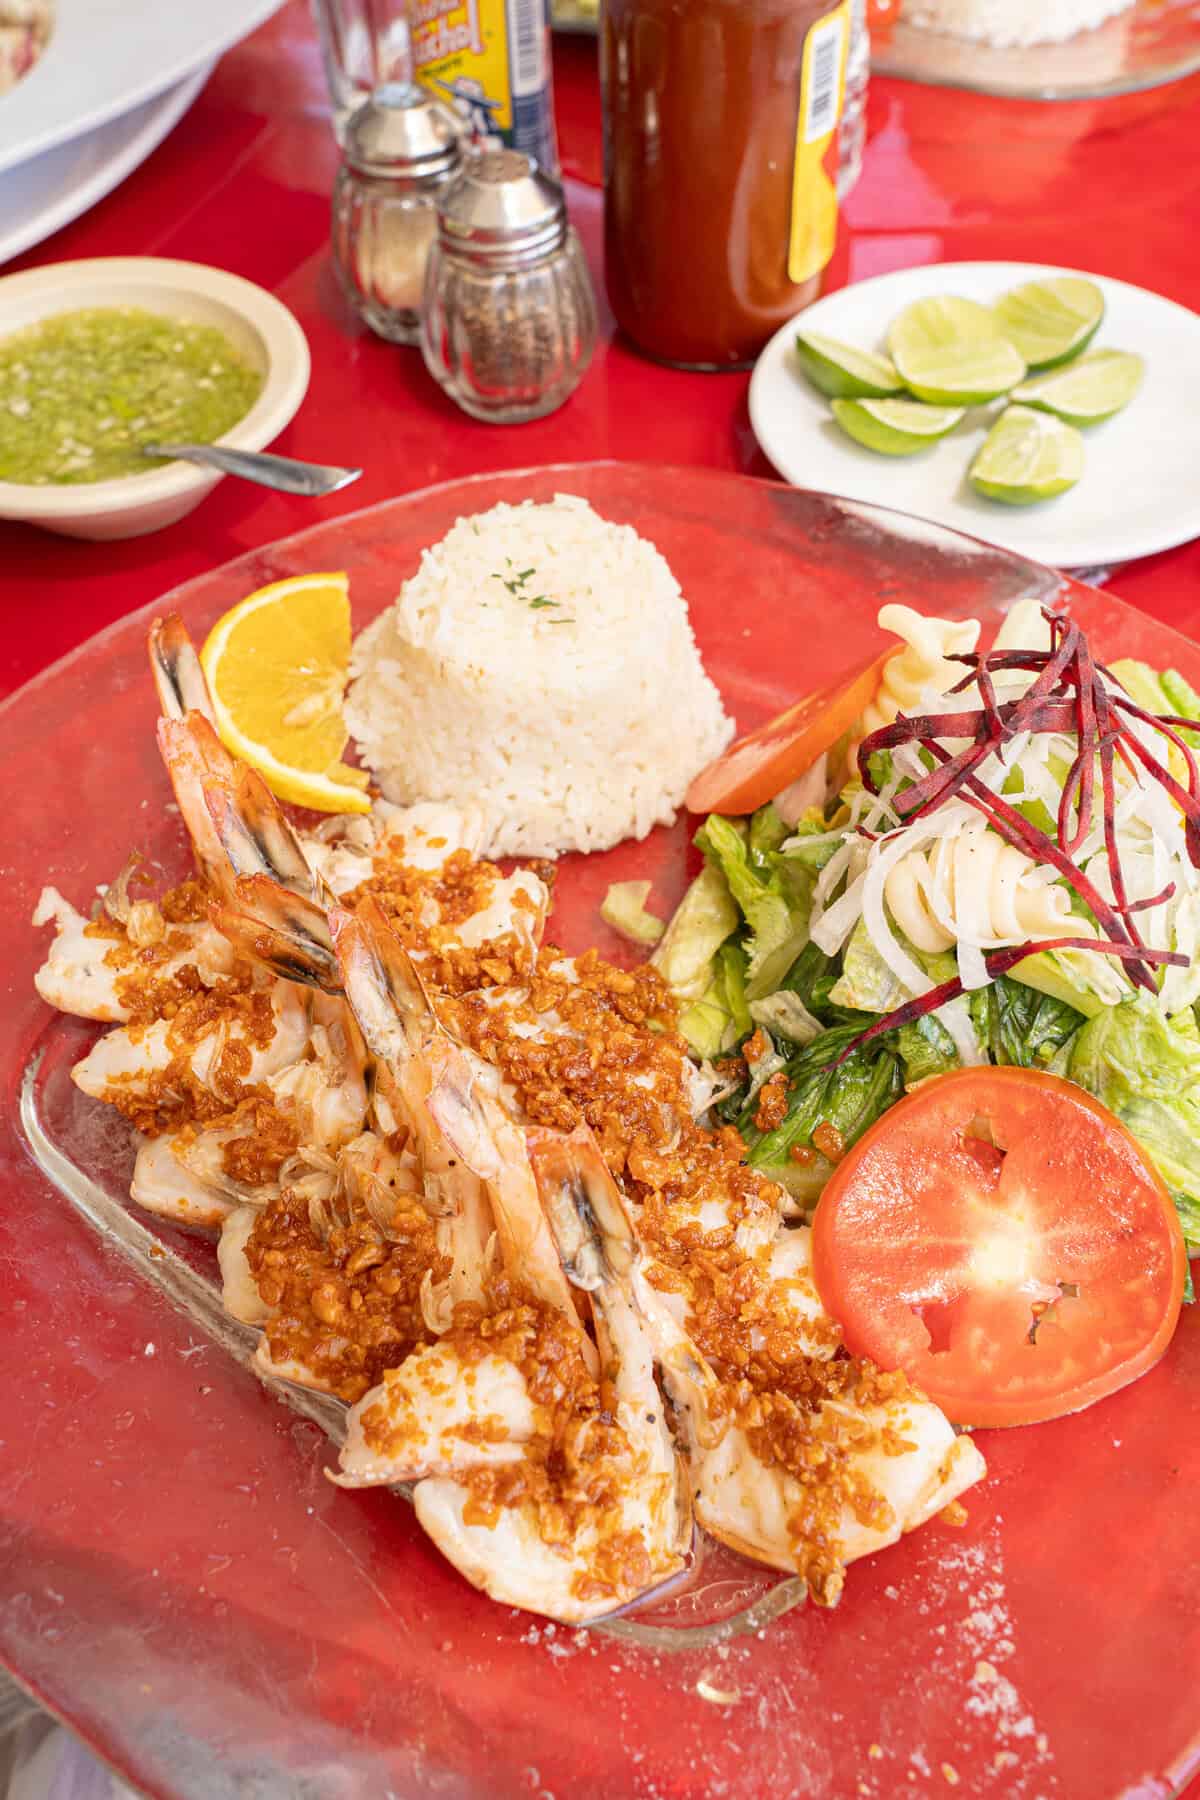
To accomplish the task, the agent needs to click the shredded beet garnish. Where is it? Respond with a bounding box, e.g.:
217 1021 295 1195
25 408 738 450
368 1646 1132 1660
845 606 1200 1043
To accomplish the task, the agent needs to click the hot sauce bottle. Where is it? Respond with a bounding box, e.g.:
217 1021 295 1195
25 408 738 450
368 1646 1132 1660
602 0 852 369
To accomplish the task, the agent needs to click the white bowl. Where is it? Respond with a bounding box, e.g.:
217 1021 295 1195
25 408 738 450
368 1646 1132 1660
0 256 311 540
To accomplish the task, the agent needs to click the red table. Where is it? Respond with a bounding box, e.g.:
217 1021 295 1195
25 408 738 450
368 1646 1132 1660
3 3 1200 699
1 9 1198 1796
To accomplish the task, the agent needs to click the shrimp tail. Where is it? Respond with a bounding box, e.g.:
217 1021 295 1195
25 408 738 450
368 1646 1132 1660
527 1124 637 1291
208 878 340 989
148 614 216 723
155 686 339 988
203 770 340 989
330 898 438 1062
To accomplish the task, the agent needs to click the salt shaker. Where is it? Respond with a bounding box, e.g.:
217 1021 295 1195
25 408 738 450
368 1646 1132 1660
331 81 462 345
420 149 597 424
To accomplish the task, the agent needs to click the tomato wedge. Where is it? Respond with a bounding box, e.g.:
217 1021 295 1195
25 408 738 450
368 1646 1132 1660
811 1067 1186 1428
685 648 893 817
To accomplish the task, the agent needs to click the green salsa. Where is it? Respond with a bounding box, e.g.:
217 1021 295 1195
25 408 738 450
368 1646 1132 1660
0 306 265 485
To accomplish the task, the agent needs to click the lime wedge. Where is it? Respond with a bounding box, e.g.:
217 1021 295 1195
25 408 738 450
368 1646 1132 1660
887 296 1026 404
1012 348 1144 427
831 396 966 456
794 331 902 399
969 405 1085 505
993 277 1105 371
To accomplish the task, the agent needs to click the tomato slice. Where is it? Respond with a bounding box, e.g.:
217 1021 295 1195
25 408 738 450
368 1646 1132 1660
685 648 893 817
811 1067 1186 1428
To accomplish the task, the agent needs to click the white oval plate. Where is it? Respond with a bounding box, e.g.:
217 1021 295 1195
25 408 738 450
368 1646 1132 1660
749 260 1200 570
0 63 211 268
0 0 282 178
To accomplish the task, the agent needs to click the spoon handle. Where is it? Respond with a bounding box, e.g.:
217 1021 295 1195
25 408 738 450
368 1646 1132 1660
142 442 363 497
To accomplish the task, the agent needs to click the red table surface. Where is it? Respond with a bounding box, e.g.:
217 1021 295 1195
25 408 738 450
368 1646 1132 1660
1 8 1199 1796
3 4 1200 694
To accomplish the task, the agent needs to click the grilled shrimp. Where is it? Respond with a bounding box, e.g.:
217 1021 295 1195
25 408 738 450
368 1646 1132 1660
71 976 310 1109
32 886 236 1023
331 900 494 1320
333 1122 690 1624
537 1128 986 1606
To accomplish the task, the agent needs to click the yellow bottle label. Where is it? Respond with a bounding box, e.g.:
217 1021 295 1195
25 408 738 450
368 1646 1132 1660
412 0 557 170
414 0 515 134
788 0 850 287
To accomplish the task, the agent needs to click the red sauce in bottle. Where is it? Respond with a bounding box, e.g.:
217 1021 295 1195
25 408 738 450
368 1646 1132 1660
602 0 845 369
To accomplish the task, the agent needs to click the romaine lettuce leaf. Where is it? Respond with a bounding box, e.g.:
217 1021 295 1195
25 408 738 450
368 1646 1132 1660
717 942 752 1040
652 862 740 1002
827 917 957 1016
749 990 823 1046
782 939 844 1023
741 1024 903 1201
678 982 733 1061
895 1015 959 1086
1160 668 1200 748
778 808 847 874
1009 943 1130 1019
969 974 1083 1068
600 880 664 946
1057 991 1200 1251
677 941 751 1060
1109 658 1200 750
695 814 812 1000
749 802 790 861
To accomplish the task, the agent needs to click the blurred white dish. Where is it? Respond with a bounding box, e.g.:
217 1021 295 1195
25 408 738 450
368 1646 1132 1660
0 257 310 540
0 63 211 268
749 260 1200 570
0 0 282 177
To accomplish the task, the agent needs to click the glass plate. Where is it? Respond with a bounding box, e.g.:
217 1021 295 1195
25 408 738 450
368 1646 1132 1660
870 0 1200 99
2 463 1198 1800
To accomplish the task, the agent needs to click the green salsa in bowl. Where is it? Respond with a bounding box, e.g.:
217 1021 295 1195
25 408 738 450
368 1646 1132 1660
0 256 309 539
0 307 265 487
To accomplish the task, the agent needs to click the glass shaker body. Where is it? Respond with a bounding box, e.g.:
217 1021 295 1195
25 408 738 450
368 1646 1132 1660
421 227 597 423
602 0 853 370
332 166 449 345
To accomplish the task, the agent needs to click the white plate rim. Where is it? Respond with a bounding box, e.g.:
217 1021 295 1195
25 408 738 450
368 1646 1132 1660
748 259 1200 570
0 63 213 269
0 0 283 178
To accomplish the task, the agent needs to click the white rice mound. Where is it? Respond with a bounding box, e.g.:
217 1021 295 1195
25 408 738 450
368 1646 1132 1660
345 495 734 859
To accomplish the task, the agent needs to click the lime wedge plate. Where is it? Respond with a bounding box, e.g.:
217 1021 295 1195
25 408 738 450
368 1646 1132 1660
1012 349 1144 427
887 296 1026 404
993 277 1105 371
969 405 1085 505
831 396 966 456
794 331 902 399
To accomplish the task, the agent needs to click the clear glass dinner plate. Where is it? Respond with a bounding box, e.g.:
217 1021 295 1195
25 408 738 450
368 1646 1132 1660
870 0 1200 99
2 463 1198 1800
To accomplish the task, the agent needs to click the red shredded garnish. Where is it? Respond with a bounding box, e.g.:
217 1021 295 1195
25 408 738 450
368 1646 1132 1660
841 607 1200 1053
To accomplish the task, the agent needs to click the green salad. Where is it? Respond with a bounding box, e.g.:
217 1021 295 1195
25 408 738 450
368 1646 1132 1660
649 598 1200 1266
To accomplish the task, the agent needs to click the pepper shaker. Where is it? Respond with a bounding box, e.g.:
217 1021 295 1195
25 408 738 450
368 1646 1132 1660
331 81 462 345
420 149 597 424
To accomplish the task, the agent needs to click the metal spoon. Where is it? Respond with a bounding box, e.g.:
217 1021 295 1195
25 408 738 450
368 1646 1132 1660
140 441 363 497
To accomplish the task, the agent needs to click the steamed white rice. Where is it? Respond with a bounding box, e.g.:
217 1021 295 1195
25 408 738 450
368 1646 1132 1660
345 495 734 859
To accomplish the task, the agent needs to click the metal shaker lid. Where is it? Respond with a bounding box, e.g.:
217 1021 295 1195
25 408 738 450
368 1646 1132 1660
343 81 461 179
436 149 566 266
